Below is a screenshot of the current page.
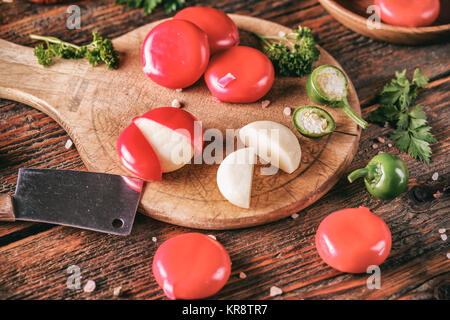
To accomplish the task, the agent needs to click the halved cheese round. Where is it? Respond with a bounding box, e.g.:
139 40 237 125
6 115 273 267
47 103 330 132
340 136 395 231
117 107 202 181
134 117 194 173
239 121 301 174
217 148 256 209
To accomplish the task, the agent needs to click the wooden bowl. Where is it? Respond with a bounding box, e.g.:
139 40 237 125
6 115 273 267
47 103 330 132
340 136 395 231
318 0 450 45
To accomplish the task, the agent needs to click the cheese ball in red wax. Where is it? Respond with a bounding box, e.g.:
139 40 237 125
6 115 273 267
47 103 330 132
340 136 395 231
141 19 210 89
174 6 239 54
315 207 392 274
152 233 231 299
374 0 440 28
204 46 275 103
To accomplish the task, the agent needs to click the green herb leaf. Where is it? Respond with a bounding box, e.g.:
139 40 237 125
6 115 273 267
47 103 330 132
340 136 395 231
391 128 411 153
115 0 185 14
366 104 399 125
408 136 432 164
254 26 320 77
31 32 119 70
412 68 429 88
367 68 436 163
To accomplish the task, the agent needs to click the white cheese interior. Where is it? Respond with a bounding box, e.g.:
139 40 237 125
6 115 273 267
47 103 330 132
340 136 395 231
217 148 255 209
134 117 194 173
239 121 301 174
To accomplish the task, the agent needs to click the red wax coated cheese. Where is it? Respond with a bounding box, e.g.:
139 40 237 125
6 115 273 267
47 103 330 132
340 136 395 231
141 19 210 89
117 122 162 181
315 207 392 273
204 46 274 103
117 107 202 181
374 0 440 27
174 6 239 54
153 233 231 299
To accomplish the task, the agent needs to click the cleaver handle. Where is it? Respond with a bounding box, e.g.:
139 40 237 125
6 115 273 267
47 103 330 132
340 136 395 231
0 194 16 222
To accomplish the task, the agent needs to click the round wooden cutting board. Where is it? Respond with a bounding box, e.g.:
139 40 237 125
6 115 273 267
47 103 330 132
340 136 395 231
0 15 361 230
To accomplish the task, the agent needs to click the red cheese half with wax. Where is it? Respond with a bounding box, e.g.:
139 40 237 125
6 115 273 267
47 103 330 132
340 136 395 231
117 107 203 181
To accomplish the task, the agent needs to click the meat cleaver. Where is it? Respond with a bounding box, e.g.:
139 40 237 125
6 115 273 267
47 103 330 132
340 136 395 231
0 168 143 236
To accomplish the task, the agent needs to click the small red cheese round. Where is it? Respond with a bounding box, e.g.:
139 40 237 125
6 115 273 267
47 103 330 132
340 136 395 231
315 207 392 274
204 46 274 103
374 0 440 28
153 233 231 299
141 19 210 89
174 6 239 54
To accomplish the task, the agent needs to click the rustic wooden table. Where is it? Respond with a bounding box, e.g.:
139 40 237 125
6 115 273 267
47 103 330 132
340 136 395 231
0 0 448 300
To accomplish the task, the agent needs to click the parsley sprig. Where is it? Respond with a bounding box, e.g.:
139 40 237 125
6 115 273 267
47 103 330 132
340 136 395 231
254 26 320 77
115 0 185 15
367 69 437 163
31 31 119 70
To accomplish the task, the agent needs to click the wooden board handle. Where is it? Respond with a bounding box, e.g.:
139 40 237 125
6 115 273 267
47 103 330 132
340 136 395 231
0 194 16 222
0 38 91 120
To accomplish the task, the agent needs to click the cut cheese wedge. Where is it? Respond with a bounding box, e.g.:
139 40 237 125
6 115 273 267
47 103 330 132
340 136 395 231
239 121 301 174
134 117 194 173
217 148 256 209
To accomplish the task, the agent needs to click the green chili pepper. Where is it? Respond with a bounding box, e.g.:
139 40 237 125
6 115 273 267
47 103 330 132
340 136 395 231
347 153 409 200
293 106 335 138
306 64 368 129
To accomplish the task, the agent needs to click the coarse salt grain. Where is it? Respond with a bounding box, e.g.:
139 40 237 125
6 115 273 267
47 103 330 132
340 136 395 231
372 144 378 149
152 237 157 242
239 272 247 279
208 234 217 240
278 31 286 37
83 280 96 293
283 107 291 116
447 253 450 259
388 143 393 148
113 286 122 297
433 191 442 199
175 88 183 92
432 172 439 181
65 139 73 149
218 73 236 88
261 100 271 108
441 234 448 241
377 137 385 143
438 228 446 234
291 213 299 219
212 97 222 103
171 99 181 108
270 286 283 297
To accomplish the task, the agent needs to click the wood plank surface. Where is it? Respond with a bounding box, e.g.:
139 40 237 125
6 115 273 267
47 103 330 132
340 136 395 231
0 15 362 230
0 0 449 300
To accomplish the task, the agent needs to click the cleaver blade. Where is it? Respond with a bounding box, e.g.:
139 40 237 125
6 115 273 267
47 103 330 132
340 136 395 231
4 168 143 236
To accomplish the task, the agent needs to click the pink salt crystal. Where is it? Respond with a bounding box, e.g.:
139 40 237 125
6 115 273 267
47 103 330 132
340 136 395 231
65 139 73 149
270 286 283 297
261 100 271 108
171 98 181 108
283 107 291 116
83 280 96 293
217 73 236 88
239 272 247 279
212 96 222 103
